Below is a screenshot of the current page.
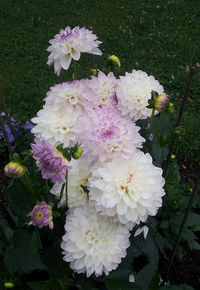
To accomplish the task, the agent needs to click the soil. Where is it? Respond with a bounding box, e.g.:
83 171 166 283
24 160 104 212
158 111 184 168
0 155 199 289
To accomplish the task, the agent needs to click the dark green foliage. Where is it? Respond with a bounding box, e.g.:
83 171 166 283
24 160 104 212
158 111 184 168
4 230 46 275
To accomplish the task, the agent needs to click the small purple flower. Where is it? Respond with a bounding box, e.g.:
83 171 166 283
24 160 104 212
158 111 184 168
146 123 150 130
149 133 154 141
24 121 34 131
31 138 71 184
27 201 53 229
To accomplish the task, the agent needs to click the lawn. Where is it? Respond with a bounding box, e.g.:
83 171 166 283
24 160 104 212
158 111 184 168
0 0 199 162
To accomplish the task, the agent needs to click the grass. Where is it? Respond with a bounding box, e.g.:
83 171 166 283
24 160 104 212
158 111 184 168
0 0 199 162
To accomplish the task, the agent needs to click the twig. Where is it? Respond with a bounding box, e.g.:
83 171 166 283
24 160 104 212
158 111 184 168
162 67 195 177
163 177 200 283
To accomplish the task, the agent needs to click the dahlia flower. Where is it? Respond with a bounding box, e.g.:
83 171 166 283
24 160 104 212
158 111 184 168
88 151 165 225
82 71 118 108
27 201 53 230
45 79 88 112
47 26 102 76
116 70 164 121
50 158 91 208
61 205 130 277
31 138 71 184
31 104 80 148
75 106 144 163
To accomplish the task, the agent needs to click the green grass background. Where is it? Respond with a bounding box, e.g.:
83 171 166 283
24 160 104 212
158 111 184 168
0 0 199 162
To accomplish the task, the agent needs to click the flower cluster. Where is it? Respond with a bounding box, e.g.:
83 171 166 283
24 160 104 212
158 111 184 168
30 26 166 277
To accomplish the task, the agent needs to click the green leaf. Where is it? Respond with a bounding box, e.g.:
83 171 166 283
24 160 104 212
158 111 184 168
43 243 71 278
106 280 138 290
160 284 194 290
6 180 36 225
134 263 156 290
149 271 160 290
4 230 46 275
106 268 132 281
26 280 58 290
166 161 180 184
31 227 42 251
134 236 159 266
151 143 169 167
0 218 13 242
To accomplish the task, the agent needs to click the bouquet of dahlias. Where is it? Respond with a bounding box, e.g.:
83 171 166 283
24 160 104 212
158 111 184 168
3 26 182 289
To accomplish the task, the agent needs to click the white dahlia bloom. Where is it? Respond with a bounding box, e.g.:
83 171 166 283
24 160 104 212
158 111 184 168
75 106 144 163
116 70 164 121
88 151 165 225
82 71 118 108
45 79 88 112
50 158 91 208
31 104 80 148
61 205 130 277
47 26 102 76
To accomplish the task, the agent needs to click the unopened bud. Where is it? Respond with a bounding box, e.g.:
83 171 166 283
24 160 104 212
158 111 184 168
4 161 26 178
4 282 15 288
171 154 176 159
90 69 98 76
154 94 170 112
167 102 174 114
72 147 83 159
108 55 121 68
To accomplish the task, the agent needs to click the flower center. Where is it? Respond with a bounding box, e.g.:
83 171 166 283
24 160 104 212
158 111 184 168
85 229 98 244
120 173 134 196
34 211 44 222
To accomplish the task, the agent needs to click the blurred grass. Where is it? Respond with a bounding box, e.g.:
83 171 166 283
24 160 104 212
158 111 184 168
0 0 199 162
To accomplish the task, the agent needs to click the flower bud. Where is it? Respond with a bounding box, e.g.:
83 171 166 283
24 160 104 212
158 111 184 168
90 69 98 76
72 146 83 159
108 55 121 68
4 282 15 288
154 94 170 112
171 154 176 159
27 201 53 230
4 161 26 178
167 102 174 114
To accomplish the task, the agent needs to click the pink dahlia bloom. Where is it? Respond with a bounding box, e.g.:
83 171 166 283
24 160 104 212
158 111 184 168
27 201 53 230
47 26 102 76
75 107 145 163
31 138 71 184
82 71 118 109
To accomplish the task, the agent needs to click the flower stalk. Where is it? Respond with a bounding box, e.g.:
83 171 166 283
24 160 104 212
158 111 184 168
72 59 78 80
152 111 165 142
147 108 155 140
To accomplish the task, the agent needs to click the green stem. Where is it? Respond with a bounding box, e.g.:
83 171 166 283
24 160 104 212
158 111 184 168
23 170 38 201
147 108 155 140
152 111 165 142
59 184 65 202
72 60 78 79
65 170 68 208
44 179 49 202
